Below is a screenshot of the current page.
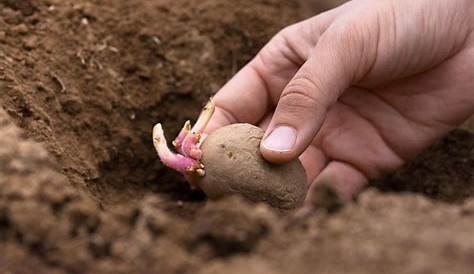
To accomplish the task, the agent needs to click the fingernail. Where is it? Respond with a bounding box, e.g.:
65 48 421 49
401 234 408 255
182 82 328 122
263 126 297 152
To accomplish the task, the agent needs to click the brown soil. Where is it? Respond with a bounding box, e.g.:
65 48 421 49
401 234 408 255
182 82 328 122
0 0 473 273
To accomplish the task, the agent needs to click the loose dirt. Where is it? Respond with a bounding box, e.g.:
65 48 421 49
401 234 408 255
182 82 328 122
0 0 473 273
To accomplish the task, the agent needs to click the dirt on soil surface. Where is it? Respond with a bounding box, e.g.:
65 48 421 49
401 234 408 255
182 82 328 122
0 0 473 273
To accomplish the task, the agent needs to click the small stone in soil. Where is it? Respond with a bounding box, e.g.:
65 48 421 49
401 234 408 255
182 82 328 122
22 35 38 50
59 95 83 115
11 23 29 35
0 31 6 42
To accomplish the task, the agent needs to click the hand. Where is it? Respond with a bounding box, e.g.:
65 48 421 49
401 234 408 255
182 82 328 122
205 0 474 199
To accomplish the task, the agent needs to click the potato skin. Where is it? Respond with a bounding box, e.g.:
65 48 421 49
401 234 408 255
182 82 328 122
198 123 308 209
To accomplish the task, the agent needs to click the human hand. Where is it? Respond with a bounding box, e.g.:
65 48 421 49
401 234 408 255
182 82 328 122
205 0 474 199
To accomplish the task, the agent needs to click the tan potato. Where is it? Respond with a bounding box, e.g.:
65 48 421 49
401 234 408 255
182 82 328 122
198 123 308 209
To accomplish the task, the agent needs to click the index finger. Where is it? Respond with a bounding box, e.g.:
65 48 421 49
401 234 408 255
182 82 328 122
204 60 272 133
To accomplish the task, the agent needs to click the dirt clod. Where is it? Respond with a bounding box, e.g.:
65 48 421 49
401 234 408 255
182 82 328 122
307 182 344 213
0 0 37 16
189 196 275 258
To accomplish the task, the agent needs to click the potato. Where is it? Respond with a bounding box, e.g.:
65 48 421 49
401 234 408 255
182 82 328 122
198 123 308 209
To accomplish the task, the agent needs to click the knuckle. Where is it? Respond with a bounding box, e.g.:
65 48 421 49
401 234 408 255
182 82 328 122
340 22 363 44
326 22 361 51
278 23 299 39
271 26 295 49
261 23 305 68
280 75 327 112
320 20 371 80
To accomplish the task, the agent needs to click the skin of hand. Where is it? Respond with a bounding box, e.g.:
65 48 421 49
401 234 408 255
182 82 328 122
205 0 474 200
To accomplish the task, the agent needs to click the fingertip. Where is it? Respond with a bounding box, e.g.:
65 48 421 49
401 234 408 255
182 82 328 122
310 161 368 202
260 125 299 164
260 145 294 164
203 107 235 134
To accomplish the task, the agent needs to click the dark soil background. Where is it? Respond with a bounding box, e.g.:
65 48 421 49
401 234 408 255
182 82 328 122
0 0 473 273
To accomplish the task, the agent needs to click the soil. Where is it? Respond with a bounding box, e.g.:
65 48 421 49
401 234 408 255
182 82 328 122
0 0 473 274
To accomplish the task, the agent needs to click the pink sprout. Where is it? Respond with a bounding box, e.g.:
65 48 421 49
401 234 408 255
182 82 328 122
153 100 215 185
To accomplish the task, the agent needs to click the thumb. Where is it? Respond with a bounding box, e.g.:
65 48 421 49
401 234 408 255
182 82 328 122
260 24 368 164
